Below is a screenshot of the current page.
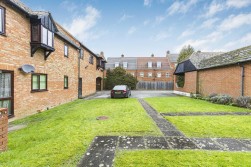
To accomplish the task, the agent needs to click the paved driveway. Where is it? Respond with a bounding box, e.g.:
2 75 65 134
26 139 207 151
85 90 176 99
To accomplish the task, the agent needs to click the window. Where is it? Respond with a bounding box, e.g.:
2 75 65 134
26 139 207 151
148 62 152 68
0 6 5 34
89 55 94 64
157 62 161 68
131 72 135 77
64 44 68 57
148 72 152 77
32 74 47 91
64 76 68 89
166 73 170 78
115 62 119 68
157 72 161 78
123 62 128 69
79 49 83 59
140 72 144 77
41 26 54 47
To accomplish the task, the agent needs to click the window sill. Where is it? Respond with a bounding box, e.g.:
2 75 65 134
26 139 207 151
31 90 48 93
0 33 7 37
64 87 68 89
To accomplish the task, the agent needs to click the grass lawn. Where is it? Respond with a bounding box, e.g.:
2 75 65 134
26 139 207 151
114 150 251 167
0 99 161 167
166 116 251 138
145 97 251 113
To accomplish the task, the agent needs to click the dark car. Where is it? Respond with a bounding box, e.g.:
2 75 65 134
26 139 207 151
111 85 131 98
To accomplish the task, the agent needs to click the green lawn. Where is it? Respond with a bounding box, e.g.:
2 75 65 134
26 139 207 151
1 99 161 167
166 116 251 138
114 150 251 167
145 97 250 113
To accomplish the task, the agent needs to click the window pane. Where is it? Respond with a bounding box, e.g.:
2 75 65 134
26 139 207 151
32 75 39 90
0 100 11 116
64 77 68 88
31 25 39 42
0 73 11 98
64 45 68 56
48 30 53 47
40 75 46 89
0 8 2 32
42 27 48 45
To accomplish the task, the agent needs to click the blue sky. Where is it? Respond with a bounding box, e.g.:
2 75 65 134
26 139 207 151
22 0 251 57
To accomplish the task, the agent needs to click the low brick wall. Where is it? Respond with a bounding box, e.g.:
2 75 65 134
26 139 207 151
0 108 8 151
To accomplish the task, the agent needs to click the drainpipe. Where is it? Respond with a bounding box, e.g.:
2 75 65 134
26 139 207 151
78 49 81 98
239 63 245 96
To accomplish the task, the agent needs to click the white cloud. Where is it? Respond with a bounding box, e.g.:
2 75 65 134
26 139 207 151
64 6 101 42
128 26 137 35
143 20 150 26
226 0 251 8
144 0 152 6
119 14 134 22
154 31 170 41
167 0 198 15
200 17 220 29
60 0 78 12
178 29 195 39
155 15 166 24
204 0 225 18
224 32 251 49
219 13 251 31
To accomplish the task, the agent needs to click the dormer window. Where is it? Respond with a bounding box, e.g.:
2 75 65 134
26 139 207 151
148 62 152 68
123 62 128 69
0 6 5 35
30 13 57 60
115 62 119 68
157 62 161 68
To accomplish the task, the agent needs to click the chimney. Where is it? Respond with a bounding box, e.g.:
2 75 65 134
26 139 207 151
100 51 104 58
121 54 124 58
151 54 154 57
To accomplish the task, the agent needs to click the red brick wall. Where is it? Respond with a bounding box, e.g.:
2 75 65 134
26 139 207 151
174 71 197 93
244 62 251 97
0 108 8 151
198 65 242 98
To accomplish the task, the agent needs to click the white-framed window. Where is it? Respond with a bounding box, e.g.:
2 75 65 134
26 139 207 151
64 44 68 57
157 62 161 68
166 73 170 78
148 62 152 68
0 6 5 34
148 72 152 77
123 62 128 69
157 72 161 78
41 26 54 47
140 72 144 77
115 62 119 68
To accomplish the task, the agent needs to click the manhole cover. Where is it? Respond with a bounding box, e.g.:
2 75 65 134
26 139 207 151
96 116 109 120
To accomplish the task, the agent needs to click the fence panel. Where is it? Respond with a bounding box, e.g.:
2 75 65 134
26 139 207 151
136 81 173 90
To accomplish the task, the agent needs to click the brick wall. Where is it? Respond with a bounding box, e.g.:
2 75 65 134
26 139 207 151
174 71 197 94
244 62 251 97
198 65 241 98
0 108 8 151
0 2 102 119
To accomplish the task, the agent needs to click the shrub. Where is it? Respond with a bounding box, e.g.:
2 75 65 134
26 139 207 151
208 93 217 98
209 94 233 105
176 75 185 88
236 96 251 108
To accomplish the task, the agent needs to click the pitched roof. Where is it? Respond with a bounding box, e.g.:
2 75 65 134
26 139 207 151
167 54 179 62
106 57 137 70
199 45 251 69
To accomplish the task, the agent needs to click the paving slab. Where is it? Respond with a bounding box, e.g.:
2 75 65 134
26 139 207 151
162 131 184 137
192 138 223 150
118 136 145 149
214 138 250 151
144 136 170 149
78 136 118 167
166 137 198 149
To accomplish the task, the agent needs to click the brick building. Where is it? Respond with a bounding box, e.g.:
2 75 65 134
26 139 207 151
0 0 106 119
174 45 251 98
106 52 178 90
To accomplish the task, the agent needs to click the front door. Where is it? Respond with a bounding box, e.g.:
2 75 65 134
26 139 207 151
78 78 82 98
0 71 14 117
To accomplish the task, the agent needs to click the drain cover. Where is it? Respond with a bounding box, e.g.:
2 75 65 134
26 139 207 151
96 116 109 120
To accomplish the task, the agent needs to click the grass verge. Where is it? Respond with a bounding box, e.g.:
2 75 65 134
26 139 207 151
1 99 161 167
114 150 251 167
145 97 250 113
166 116 251 138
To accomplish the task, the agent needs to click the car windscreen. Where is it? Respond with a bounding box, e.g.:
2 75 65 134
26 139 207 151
113 86 126 90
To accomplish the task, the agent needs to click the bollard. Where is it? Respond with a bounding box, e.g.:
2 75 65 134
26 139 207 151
0 108 8 151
